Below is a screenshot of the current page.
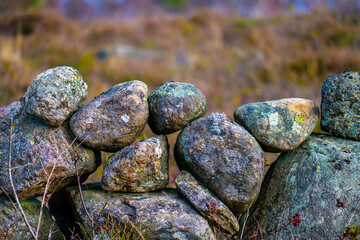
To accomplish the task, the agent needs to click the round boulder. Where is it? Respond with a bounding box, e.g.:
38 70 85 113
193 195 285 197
234 98 319 152
148 81 207 134
70 80 149 152
175 113 264 215
21 66 87 127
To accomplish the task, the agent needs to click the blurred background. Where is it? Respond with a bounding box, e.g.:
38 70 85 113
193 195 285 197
1 0 360 186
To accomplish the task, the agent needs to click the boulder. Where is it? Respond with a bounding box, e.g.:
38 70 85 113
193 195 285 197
234 98 319 152
102 135 169 192
148 81 207 134
241 133 360 239
49 183 216 240
0 102 101 201
174 113 264 215
21 66 87 127
0 194 64 240
321 71 360 140
175 170 240 236
70 80 149 152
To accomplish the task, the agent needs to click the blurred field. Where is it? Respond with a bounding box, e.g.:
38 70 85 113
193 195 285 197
1 7 360 186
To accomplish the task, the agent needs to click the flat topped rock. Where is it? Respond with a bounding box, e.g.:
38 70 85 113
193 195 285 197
148 81 207 134
321 71 360 140
70 80 149 152
234 98 319 152
21 66 87 127
102 135 169 192
175 113 264 216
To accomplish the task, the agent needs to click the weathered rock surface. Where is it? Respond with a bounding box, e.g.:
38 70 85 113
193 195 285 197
70 80 149 152
0 102 101 201
234 98 319 152
0 194 64 240
175 170 240 236
148 81 207 134
175 113 264 215
49 183 216 240
21 66 87 127
321 71 360 140
102 135 169 192
241 133 360 239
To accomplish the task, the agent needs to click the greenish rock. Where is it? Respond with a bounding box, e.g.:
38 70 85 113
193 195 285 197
0 102 101 201
49 183 216 240
241 133 360 240
102 135 169 192
234 98 319 152
175 113 265 216
321 71 360 140
21 66 87 127
148 81 207 134
0 194 64 239
70 80 149 152
175 170 240 236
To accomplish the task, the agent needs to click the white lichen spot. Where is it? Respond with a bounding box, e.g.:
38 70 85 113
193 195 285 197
95 101 101 108
290 175 296 185
155 144 162 158
101 114 110 120
121 114 130 123
268 112 279 127
85 117 93 124
292 122 302 134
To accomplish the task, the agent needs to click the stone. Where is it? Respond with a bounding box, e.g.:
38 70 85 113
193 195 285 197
49 183 216 240
175 170 240 236
175 113 264 215
321 71 360 140
0 194 64 240
0 102 101 201
241 133 360 240
21 66 87 127
70 80 149 152
102 135 169 192
234 98 319 152
148 81 207 134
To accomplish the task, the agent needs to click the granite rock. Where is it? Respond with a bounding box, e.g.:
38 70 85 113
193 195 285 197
70 80 149 152
148 81 207 134
234 98 319 152
175 113 264 215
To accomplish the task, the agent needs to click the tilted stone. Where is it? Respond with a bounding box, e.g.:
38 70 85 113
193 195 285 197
102 135 169 192
175 113 264 215
70 80 149 152
148 81 207 134
321 71 360 140
0 102 101 201
241 133 360 239
21 66 87 127
234 98 319 152
175 170 240 236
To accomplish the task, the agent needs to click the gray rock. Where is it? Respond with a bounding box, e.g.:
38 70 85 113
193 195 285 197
49 183 216 240
0 194 64 240
175 170 240 236
148 81 207 134
321 71 360 140
0 102 101 201
241 133 360 240
234 98 319 152
102 135 169 192
174 113 265 216
21 66 87 127
70 80 149 152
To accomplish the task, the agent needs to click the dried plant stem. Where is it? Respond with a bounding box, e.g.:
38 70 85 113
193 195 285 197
240 210 249 240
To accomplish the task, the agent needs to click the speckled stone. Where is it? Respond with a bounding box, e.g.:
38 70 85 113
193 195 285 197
21 66 87 127
49 183 216 240
0 102 101 201
321 71 360 140
240 133 360 240
234 98 319 152
102 135 169 192
70 80 149 152
175 170 240 236
0 194 64 240
175 113 264 216
148 81 207 134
